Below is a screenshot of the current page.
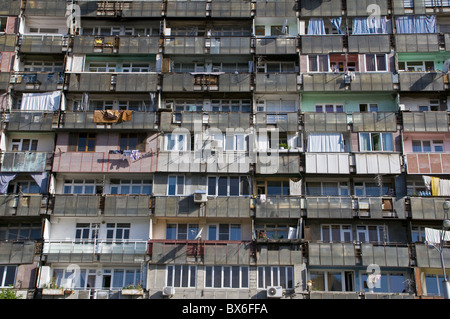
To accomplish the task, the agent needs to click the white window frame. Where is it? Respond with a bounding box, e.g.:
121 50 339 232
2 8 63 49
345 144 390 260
0 266 17 288
205 266 249 289
64 179 98 195
109 179 152 195
308 270 355 292
315 104 344 113
398 60 435 72
359 132 394 152
305 181 349 196
365 54 387 72
207 176 250 197
23 61 64 72
353 181 393 197
165 134 188 151
257 266 294 289
106 223 131 241
166 223 199 240
11 138 38 151
121 63 151 73
412 140 444 153
75 223 100 241
167 175 185 196
307 54 329 72
166 265 196 288
88 62 117 72
356 225 389 243
320 224 353 242
207 224 241 241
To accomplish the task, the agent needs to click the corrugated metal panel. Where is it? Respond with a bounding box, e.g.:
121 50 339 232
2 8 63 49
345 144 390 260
24 0 67 16
346 0 388 16
301 36 344 54
256 0 297 17
395 34 439 53
166 0 206 17
305 153 350 174
402 111 448 132
300 0 342 17
354 153 401 174
211 0 252 18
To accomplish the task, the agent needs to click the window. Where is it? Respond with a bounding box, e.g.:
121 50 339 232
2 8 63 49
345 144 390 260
412 140 444 153
354 181 394 197
308 55 329 72
106 223 130 241
68 133 96 152
167 265 196 288
309 270 354 292
112 269 141 289
365 54 387 72
167 176 184 196
321 225 352 242
305 181 349 196
356 225 388 243
23 61 64 72
411 225 428 242
398 61 435 72
75 223 99 241
207 224 241 241
109 179 152 195
315 104 343 113
88 63 117 72
425 274 447 296
360 272 409 293
271 25 288 36
28 27 59 34
205 266 249 288
255 25 265 36
210 99 251 112
0 223 41 240
359 103 378 112
91 100 114 110
359 132 393 151
265 62 296 73
120 133 146 152
207 176 250 196
0 266 16 287
257 266 294 289
64 179 98 194
407 181 428 196
258 180 290 196
11 139 38 151
8 180 40 194
165 134 188 151
122 63 151 72
166 224 199 240
255 224 296 240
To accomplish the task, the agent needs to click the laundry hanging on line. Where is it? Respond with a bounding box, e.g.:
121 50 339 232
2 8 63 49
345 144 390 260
93 110 133 123
109 149 141 161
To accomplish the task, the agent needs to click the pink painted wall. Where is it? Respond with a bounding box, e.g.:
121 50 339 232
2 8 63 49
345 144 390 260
402 132 450 153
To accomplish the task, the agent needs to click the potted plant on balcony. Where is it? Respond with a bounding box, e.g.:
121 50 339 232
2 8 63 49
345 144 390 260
279 143 288 150
121 284 144 296
42 278 65 296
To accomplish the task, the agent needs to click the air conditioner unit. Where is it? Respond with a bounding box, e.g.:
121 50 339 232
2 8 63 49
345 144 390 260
194 190 207 203
266 286 282 298
162 286 175 296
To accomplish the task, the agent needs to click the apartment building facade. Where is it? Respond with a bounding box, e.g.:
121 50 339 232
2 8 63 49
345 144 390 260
0 0 449 300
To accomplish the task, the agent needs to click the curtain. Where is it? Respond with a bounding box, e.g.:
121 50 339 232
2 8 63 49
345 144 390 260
307 133 344 152
329 17 343 35
395 15 436 34
307 18 326 35
30 172 49 194
353 17 387 34
0 173 17 194
425 227 450 245
289 178 302 196
21 91 61 111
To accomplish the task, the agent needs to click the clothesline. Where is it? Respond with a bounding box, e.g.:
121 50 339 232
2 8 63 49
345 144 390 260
109 149 141 161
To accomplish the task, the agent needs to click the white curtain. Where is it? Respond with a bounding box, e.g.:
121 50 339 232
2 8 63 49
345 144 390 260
289 179 302 195
307 133 344 152
307 18 326 35
425 227 450 245
21 91 61 111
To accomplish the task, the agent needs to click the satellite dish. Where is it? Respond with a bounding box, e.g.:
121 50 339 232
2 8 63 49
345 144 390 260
442 59 450 73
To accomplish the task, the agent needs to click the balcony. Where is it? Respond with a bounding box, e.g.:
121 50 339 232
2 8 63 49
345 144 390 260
255 152 301 174
414 243 450 268
405 153 450 174
402 111 449 132
147 240 253 265
347 35 391 53
353 153 402 174
67 73 159 92
354 197 407 219
162 73 251 92
165 0 206 17
255 243 303 265
52 151 157 173
300 36 344 54
73 36 160 55
305 197 353 219
58 111 157 130
254 196 302 219
1 152 53 172
409 197 449 220
303 112 349 132
395 34 440 53
255 37 298 55
157 151 250 174
398 72 446 91
11 72 64 92
104 195 152 216
346 0 389 16
23 0 67 16
351 112 398 132
153 196 252 218
42 240 148 263
0 34 17 52
308 242 357 266
164 36 251 55
52 195 101 216
4 112 56 132
19 35 67 54
0 195 46 217
0 0 21 15
255 73 298 93
301 73 394 92
361 243 411 267
78 0 164 17
0 72 10 91
299 0 341 16
305 153 351 174
210 0 252 18
0 241 37 264
255 0 298 17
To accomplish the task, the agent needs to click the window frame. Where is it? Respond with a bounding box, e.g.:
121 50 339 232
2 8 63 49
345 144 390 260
257 266 294 289
167 175 185 196
0 265 17 288
356 225 389 243
207 224 241 241
365 54 388 72
359 132 393 152
205 266 249 289
320 224 353 243
166 223 199 240
166 265 196 288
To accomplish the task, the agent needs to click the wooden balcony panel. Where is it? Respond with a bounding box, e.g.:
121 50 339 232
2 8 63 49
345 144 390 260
52 151 157 173
303 112 348 132
308 243 356 266
0 195 44 217
395 34 440 53
405 153 450 174
255 37 298 55
399 72 446 91
410 197 449 220
255 73 298 92
52 195 101 216
361 244 410 267
301 35 344 54
402 111 449 132
305 153 350 174
299 0 342 16
306 197 353 219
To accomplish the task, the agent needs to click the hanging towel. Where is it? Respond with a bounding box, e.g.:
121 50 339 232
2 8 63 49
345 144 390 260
431 176 440 196
131 150 141 161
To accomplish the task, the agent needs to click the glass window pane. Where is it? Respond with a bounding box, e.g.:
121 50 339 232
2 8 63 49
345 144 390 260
168 176 176 195
360 133 371 151
166 224 177 239
229 177 239 196
310 272 325 291
328 272 343 291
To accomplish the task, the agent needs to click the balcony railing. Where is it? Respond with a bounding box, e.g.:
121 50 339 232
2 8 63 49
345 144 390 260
255 0 298 17
255 37 298 55
23 0 67 16
104 195 152 216
409 197 450 220
0 241 37 264
402 111 449 132
0 34 17 52
153 196 252 218
305 153 351 174
255 152 301 174
0 72 10 91
305 197 353 219
352 112 398 132
165 0 207 17
162 73 251 92
300 35 344 54
301 73 394 92
52 151 157 173
414 243 450 268
210 0 253 18
1 152 53 172
254 196 302 218
254 112 299 132
255 242 303 265
299 0 341 16
43 240 148 263
52 195 101 216
73 35 161 55
302 112 349 132
395 34 440 52
353 153 402 174
11 72 64 92
0 195 46 217
405 152 450 174
20 35 67 54
78 0 164 17
255 73 298 92
67 72 159 92
4 111 57 131
398 72 446 91
347 34 392 53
